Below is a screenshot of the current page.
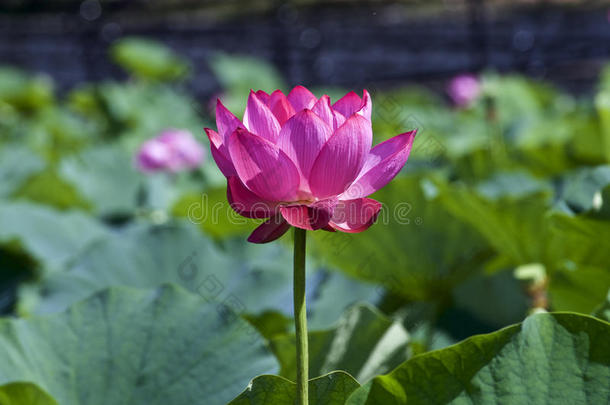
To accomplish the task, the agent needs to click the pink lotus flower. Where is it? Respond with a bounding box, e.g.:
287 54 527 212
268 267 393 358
205 86 416 243
137 129 205 173
447 74 480 107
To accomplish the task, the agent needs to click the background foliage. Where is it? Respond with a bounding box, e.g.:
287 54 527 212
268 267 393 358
0 39 609 404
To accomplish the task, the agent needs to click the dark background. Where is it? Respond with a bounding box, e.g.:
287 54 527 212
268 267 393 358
2 0 610 97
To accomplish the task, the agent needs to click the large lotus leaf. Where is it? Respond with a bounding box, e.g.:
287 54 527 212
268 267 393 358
19 221 294 316
549 264 610 314
272 304 409 383
437 172 610 271
0 382 57 405
0 285 278 405
308 271 380 330
436 174 610 313
12 171 90 211
371 87 452 146
547 212 610 270
229 372 360 405
481 74 560 129
0 67 54 110
59 145 142 217
369 87 495 178
244 271 380 341
32 106 99 161
209 53 285 115
110 37 190 80
441 119 511 181
0 145 44 198
452 269 530 328
545 212 610 313
94 82 209 158
595 89 610 163
244 311 294 341
512 113 584 176
13 169 91 211
0 202 108 271
210 53 284 94
172 187 261 239
559 165 610 214
101 80 223 186
140 173 213 212
569 106 607 165
347 312 610 404
593 290 610 322
311 173 492 301
434 172 554 266
464 75 584 177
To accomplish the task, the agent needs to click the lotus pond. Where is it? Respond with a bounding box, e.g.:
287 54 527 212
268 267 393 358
0 38 609 404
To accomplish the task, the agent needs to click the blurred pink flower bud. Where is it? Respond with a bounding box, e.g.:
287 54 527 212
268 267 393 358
136 129 205 173
447 74 481 107
157 130 206 170
136 138 173 172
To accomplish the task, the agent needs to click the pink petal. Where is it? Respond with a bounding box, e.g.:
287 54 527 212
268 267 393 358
329 198 382 233
227 176 278 218
216 99 242 140
312 95 346 131
342 130 417 199
277 110 332 189
279 199 336 230
332 90 372 120
255 90 271 104
248 215 291 243
287 85 317 112
228 128 300 202
243 90 281 142
205 128 235 177
360 89 372 121
332 91 362 118
308 114 373 199
268 90 296 126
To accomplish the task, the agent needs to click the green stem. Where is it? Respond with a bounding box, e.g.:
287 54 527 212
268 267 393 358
293 227 308 405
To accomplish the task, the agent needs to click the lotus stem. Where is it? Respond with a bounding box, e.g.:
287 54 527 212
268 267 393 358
293 227 308 405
